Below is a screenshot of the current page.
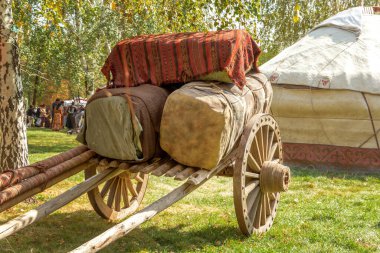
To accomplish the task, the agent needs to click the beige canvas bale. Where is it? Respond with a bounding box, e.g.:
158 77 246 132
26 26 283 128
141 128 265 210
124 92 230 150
160 75 270 169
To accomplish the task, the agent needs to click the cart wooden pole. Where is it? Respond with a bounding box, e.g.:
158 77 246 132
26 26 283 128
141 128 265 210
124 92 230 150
0 163 125 240
70 151 236 253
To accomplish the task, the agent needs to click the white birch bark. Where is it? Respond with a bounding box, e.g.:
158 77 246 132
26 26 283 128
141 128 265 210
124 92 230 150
0 0 28 171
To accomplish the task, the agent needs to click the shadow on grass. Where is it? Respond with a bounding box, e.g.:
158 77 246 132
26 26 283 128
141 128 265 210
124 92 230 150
0 209 245 252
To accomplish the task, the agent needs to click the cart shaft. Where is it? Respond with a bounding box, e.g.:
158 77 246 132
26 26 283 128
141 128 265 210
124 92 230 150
71 151 236 253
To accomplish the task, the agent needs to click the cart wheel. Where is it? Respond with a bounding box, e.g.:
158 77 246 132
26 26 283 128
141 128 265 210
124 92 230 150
233 114 290 235
85 166 148 221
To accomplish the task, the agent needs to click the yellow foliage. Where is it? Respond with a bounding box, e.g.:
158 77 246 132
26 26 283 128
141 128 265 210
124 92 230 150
293 3 302 23
40 80 70 105
111 1 117 10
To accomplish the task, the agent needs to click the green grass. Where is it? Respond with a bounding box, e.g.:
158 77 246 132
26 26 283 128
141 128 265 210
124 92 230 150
0 128 379 252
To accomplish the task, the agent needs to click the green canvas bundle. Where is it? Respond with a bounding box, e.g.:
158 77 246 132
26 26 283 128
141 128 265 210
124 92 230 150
77 84 169 161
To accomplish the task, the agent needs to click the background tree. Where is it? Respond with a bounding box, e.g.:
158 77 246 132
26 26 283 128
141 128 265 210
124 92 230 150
12 0 262 104
0 0 28 170
259 0 380 62
11 0 380 104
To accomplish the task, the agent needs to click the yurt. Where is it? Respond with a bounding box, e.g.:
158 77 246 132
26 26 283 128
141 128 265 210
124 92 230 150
261 6 380 169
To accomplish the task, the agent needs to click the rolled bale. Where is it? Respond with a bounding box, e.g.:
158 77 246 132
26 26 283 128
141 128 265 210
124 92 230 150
160 73 272 169
77 84 169 162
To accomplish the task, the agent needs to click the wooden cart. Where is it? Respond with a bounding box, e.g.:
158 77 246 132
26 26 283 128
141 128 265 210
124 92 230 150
0 113 290 252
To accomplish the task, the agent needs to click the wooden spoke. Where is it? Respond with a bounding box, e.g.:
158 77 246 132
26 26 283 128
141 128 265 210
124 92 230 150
263 126 269 161
258 128 265 164
126 178 138 197
245 171 259 179
114 180 122 211
265 194 271 216
85 161 149 221
234 114 284 235
247 153 261 173
252 137 263 166
253 196 262 228
267 130 274 160
249 191 261 228
245 180 259 196
121 179 130 208
100 178 116 198
107 178 119 208
260 196 266 226
247 187 260 214
268 142 279 161
135 175 144 183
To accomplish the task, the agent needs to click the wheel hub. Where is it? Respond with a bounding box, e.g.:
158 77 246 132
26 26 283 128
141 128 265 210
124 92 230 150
259 161 290 193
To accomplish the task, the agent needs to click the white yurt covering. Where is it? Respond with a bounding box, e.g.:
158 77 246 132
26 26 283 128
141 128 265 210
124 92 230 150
261 6 380 169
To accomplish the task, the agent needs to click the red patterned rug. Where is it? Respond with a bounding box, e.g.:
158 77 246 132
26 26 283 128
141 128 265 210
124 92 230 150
283 143 380 170
101 30 260 89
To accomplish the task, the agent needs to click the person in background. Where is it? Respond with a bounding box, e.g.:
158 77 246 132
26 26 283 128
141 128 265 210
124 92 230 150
52 101 64 131
51 98 61 128
26 105 35 127
63 104 68 129
39 104 47 127
66 102 76 134
45 107 51 128
35 106 41 127
75 105 85 133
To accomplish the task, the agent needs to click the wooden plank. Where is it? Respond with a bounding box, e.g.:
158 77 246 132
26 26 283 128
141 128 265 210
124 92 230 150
69 150 236 253
174 167 196 181
164 164 185 177
140 159 167 174
118 163 129 170
109 160 120 168
128 163 149 173
151 161 176 177
0 164 125 240
99 159 109 166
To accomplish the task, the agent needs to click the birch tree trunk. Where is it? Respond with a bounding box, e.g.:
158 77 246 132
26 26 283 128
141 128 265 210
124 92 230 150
0 0 28 171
